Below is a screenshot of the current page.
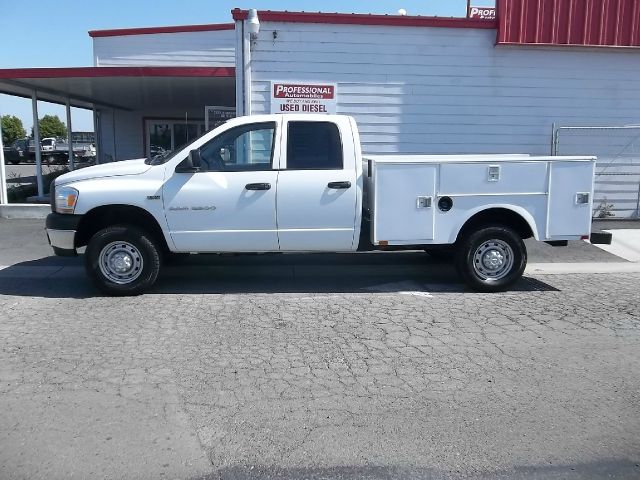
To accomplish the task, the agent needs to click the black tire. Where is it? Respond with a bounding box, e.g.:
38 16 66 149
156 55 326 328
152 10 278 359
455 225 526 292
85 225 161 296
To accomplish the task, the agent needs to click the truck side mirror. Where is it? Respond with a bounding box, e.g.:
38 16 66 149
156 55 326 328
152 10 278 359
175 149 203 173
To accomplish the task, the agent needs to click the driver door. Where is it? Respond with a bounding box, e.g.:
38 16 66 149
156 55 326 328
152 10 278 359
163 120 281 252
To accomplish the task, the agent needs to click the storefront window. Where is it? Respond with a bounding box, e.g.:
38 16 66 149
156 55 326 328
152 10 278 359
174 123 200 151
149 123 171 158
146 120 205 158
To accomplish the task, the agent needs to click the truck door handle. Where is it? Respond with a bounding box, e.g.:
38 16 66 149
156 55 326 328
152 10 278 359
245 183 271 191
327 181 351 189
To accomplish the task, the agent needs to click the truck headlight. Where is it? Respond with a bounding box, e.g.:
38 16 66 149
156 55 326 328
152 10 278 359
55 187 79 214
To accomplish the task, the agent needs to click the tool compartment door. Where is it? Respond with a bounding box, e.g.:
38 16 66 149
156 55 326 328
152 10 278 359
547 161 595 238
373 163 437 243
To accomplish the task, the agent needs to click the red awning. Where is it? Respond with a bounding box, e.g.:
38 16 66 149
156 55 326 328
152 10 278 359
0 66 235 111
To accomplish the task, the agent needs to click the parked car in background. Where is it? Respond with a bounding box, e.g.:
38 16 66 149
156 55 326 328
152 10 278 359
5 137 96 165
3 138 30 165
38 137 96 165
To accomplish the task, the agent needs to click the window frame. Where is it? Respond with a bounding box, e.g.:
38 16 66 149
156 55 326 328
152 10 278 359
196 121 277 173
284 120 344 171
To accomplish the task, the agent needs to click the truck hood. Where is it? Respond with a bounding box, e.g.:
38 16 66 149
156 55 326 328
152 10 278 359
56 158 152 186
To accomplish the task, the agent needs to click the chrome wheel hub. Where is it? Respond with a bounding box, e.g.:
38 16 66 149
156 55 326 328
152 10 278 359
483 250 505 270
98 241 144 284
473 239 514 281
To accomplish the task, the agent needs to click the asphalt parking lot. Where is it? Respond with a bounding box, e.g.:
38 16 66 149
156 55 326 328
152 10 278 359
1 219 639 479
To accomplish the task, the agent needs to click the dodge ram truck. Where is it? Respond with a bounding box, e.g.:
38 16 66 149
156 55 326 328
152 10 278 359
46 114 597 295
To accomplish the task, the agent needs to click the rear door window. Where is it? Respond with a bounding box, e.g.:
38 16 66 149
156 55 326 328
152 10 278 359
286 121 343 170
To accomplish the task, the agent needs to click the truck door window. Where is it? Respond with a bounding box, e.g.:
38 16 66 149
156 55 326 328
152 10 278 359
287 121 343 170
198 122 276 171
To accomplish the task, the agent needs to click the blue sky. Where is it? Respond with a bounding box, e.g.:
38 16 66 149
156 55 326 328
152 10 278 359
0 0 492 133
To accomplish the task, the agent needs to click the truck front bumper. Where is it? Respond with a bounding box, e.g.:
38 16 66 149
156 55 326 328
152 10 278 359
45 213 82 257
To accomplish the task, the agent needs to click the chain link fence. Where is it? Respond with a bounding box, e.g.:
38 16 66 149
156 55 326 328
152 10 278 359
552 125 640 219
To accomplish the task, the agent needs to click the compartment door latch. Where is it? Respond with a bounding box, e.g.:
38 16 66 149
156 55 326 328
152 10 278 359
416 196 432 209
488 165 501 182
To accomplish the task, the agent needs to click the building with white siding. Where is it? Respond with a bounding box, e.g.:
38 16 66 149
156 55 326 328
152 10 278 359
1 3 639 216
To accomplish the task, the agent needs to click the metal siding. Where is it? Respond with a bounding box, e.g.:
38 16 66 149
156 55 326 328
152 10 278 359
498 0 640 47
93 30 235 67
249 21 640 155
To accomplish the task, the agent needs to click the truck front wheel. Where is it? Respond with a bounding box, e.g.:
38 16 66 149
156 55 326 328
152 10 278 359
85 225 161 296
455 225 526 292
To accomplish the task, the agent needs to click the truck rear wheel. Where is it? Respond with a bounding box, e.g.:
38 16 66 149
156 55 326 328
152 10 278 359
85 225 161 296
455 225 526 292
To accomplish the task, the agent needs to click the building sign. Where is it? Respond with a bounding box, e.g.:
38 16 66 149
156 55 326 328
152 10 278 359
205 106 235 130
468 6 496 20
270 82 337 114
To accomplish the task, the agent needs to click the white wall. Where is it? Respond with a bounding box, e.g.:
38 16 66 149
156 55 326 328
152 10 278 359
249 22 640 156
93 29 235 67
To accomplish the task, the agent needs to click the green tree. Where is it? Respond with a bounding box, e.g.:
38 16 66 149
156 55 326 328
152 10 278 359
33 115 67 139
1 115 26 145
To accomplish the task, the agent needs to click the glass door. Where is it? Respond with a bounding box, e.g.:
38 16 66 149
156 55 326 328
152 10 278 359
145 119 205 159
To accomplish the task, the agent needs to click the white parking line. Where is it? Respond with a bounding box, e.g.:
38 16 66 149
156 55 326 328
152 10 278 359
526 262 640 274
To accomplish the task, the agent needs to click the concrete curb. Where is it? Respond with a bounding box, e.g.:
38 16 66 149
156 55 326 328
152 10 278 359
0 204 49 219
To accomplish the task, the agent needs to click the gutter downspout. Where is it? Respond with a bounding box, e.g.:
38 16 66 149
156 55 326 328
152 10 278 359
243 18 252 115
234 19 245 116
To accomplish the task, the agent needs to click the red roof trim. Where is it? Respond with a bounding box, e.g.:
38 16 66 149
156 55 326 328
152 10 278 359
89 23 234 38
0 66 235 79
231 8 497 29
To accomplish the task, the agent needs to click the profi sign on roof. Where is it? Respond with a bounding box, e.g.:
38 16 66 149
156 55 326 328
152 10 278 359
468 6 497 20
497 0 640 47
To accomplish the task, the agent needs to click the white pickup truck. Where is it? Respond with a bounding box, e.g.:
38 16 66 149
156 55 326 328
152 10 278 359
46 114 597 295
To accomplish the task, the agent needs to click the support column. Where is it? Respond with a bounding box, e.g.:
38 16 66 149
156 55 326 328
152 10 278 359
93 108 101 164
0 111 8 204
66 99 74 171
31 91 43 198
111 108 117 162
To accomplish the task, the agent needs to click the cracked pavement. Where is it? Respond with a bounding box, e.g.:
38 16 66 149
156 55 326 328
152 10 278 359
0 220 639 479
